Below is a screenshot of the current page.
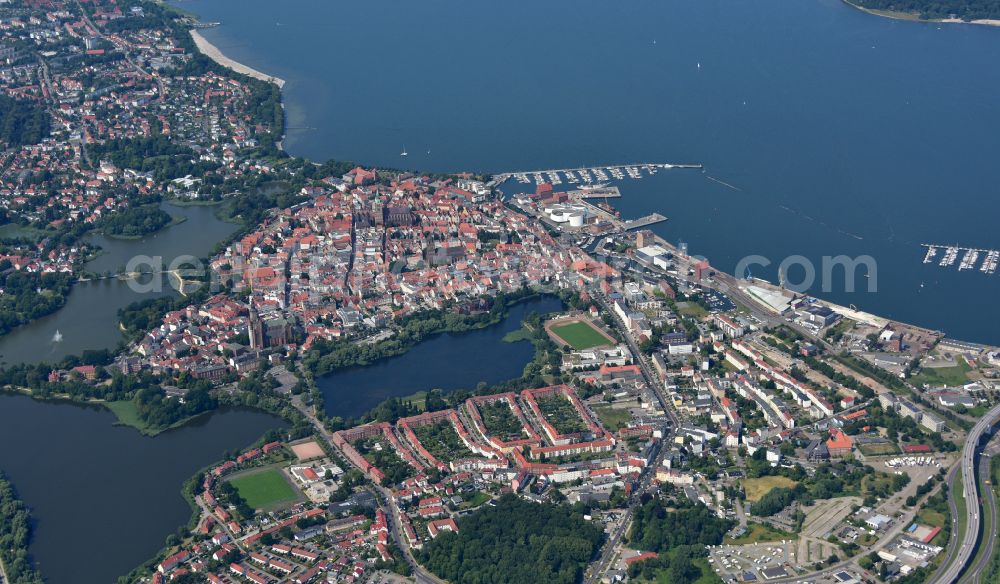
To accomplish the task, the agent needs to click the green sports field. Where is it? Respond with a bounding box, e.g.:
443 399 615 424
550 321 611 349
229 469 300 510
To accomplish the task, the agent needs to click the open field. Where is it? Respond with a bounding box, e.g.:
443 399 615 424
642 557 721 584
592 405 632 432
459 491 491 510
858 442 900 456
105 400 148 431
290 440 325 461
918 505 946 530
677 301 708 318
547 318 614 350
911 361 972 388
228 468 300 510
743 476 798 502
0 223 50 241
966 405 990 417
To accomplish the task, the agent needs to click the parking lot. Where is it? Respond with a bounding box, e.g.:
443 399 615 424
702 289 737 312
708 542 865 584
708 540 797 582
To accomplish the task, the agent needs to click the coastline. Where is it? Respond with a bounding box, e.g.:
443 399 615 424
841 0 1000 27
15 3 1000 582
190 29 286 88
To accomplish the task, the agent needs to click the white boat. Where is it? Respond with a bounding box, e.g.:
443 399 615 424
940 247 959 267
959 249 979 271
980 250 999 274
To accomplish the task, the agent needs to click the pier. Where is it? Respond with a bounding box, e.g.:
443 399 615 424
920 244 998 274
572 186 620 199
622 213 668 230
487 162 703 188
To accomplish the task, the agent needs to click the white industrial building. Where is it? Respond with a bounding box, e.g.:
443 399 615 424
543 203 590 227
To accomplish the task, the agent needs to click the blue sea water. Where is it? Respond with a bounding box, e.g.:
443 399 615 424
173 0 1000 343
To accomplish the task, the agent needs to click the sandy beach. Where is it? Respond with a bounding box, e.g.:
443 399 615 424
190 29 285 88
940 17 1000 26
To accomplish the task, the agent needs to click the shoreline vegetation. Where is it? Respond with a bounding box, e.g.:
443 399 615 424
841 0 1000 26
102 213 188 241
0 270 73 339
0 389 217 438
103 399 209 437
97 203 175 240
0 473 44 584
190 29 286 88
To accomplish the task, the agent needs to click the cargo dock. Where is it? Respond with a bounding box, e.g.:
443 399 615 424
622 213 668 230
572 186 621 199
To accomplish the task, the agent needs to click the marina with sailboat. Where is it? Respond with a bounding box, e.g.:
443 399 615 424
921 244 999 274
488 162 702 188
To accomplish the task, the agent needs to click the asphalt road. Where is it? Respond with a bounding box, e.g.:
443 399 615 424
960 433 1000 583
937 404 1000 584
932 464 963 583
383 491 448 584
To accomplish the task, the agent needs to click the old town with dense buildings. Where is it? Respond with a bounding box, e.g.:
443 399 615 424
133 168 569 379
1 2 1000 584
